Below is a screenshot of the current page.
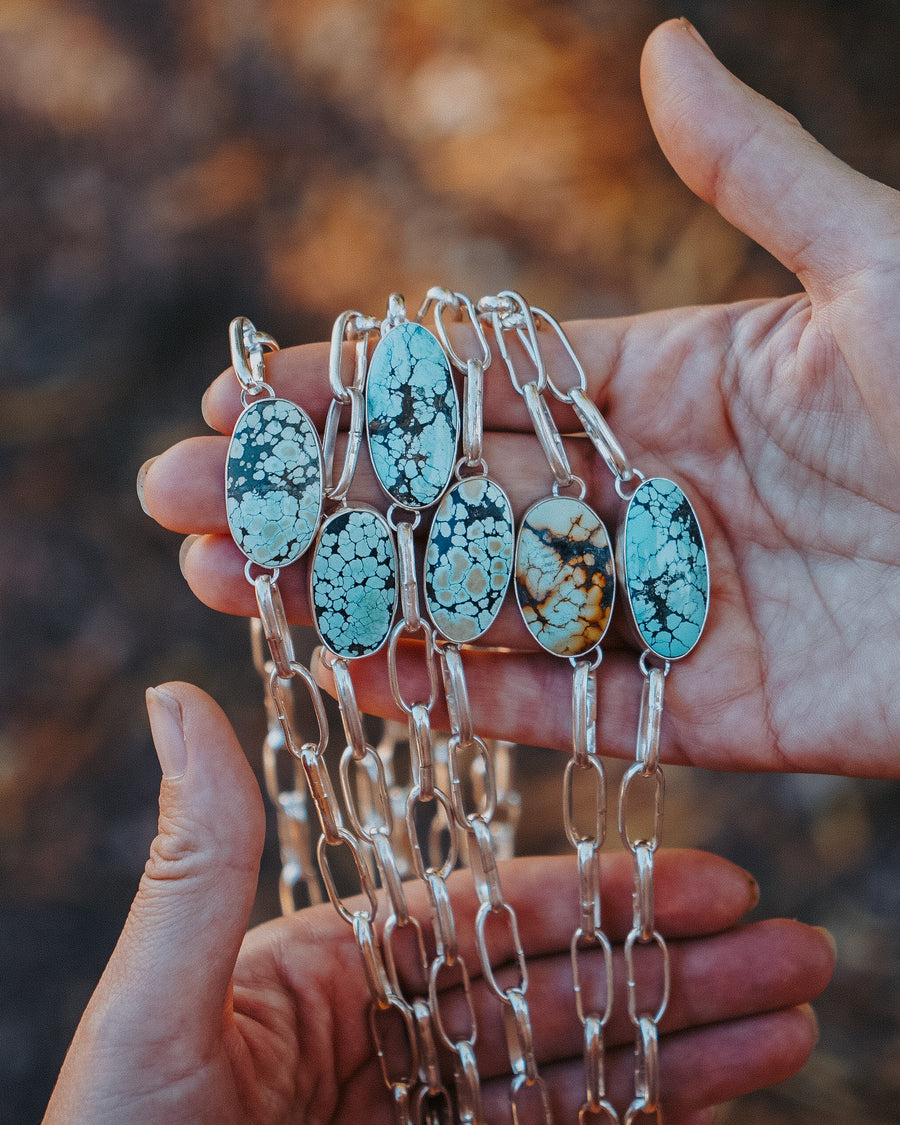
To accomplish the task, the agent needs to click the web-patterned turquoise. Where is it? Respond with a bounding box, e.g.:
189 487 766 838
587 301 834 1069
424 477 514 643
620 477 709 660
366 322 458 509
515 496 615 657
310 508 397 658
226 397 322 567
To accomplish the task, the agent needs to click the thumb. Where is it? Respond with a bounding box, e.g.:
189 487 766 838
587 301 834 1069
640 18 899 302
107 683 264 1051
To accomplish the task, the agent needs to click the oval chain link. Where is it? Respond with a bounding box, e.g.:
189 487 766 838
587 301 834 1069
619 659 670 1121
565 659 619 1123
231 298 708 1125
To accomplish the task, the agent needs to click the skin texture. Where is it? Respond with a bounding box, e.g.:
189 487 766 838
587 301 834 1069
44 682 833 1125
141 21 900 778
50 15 895 1123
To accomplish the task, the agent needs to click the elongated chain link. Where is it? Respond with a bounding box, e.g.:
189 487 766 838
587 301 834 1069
566 657 619 1125
250 611 322 913
441 643 549 1124
482 294 616 1124
619 663 669 1125
220 298 711 1125
231 320 421 1124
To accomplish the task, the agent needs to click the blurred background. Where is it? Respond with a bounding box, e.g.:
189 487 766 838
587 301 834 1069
1 1 898 1122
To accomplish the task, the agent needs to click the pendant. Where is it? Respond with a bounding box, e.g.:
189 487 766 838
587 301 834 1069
366 321 459 509
424 476 514 643
515 496 615 657
225 397 323 568
618 477 709 660
310 507 398 659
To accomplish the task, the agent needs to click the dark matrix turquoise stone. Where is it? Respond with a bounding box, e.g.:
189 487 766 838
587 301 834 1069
620 477 709 660
366 322 458 509
225 398 322 568
424 477 514 643
311 508 397 658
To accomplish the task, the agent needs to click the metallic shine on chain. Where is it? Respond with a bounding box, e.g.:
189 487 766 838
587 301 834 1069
222 292 711 1125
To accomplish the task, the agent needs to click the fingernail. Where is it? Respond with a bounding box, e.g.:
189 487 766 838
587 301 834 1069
136 456 157 515
814 925 838 959
679 16 713 52
798 1002 820 1044
201 386 213 427
747 872 761 909
146 686 188 779
179 535 199 579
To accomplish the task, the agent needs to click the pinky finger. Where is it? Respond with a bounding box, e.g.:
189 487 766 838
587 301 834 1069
482 1004 819 1123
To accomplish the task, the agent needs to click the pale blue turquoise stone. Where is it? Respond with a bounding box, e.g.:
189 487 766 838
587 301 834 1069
424 477 514 643
621 477 709 660
366 322 458 508
311 508 397 658
515 497 614 657
226 398 322 567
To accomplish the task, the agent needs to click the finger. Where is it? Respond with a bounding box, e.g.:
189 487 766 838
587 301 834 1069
47 684 266 1111
447 918 833 1077
267 851 757 1018
201 330 581 440
98 688 262 1042
477 1004 819 1123
311 638 771 767
640 19 900 300
140 429 607 538
376 851 759 1005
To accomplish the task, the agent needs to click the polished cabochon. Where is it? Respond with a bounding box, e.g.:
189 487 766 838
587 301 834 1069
618 476 710 660
310 506 398 658
424 476 514 643
225 397 323 568
366 321 459 509
515 495 615 658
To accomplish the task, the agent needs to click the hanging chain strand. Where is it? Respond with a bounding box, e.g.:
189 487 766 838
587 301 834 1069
231 317 420 1125
618 661 669 1125
566 656 619 1125
482 294 618 1123
221 297 711 1125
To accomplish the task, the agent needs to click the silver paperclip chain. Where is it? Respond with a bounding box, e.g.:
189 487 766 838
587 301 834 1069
619 660 670 1125
566 655 619 1125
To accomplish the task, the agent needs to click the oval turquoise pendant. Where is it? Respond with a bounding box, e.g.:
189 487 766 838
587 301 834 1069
311 507 397 658
424 477 514 643
226 397 323 568
618 477 709 660
366 322 459 509
515 497 615 658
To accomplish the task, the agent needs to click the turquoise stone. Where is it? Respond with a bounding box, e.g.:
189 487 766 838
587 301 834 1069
619 477 709 660
226 397 322 567
515 497 614 657
310 507 397 658
424 477 514 643
366 322 458 509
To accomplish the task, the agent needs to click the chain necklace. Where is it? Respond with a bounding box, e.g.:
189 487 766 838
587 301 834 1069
222 291 711 1125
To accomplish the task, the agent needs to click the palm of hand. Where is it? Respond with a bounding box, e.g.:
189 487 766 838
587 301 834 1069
151 280 900 778
113 853 828 1125
566 284 900 776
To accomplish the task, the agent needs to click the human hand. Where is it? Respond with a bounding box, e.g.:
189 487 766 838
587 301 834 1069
43 682 833 1125
140 19 900 778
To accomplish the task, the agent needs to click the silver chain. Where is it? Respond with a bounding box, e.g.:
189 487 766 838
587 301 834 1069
221 296 710 1124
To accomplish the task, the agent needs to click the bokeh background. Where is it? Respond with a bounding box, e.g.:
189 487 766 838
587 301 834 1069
1 1 899 1122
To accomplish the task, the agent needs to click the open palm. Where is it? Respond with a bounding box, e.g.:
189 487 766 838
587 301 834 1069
145 22 900 778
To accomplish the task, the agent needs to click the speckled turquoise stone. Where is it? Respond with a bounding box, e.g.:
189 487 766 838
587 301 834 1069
619 477 709 660
424 477 514 643
366 322 458 509
310 508 397 658
226 398 322 567
515 497 614 657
